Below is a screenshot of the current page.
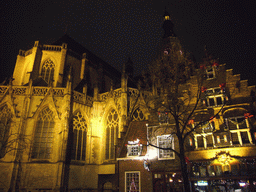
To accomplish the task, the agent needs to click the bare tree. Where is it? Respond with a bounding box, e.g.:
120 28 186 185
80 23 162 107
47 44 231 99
0 105 29 159
142 42 225 191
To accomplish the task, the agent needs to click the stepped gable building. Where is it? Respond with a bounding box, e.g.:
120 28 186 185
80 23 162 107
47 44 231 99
0 10 256 192
117 11 256 192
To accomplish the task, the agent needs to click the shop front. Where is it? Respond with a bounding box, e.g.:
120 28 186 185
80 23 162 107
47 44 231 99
152 172 184 192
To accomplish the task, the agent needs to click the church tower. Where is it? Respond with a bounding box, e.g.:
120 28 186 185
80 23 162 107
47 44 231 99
161 10 182 56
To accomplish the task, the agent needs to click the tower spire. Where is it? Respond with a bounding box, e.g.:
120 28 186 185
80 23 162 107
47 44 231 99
162 9 176 38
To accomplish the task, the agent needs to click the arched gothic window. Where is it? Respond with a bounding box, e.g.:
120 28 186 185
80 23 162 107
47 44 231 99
41 59 55 84
132 108 145 121
105 109 119 160
72 112 87 161
0 105 12 158
32 107 55 159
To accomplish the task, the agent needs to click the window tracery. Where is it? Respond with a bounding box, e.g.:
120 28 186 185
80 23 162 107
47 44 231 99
32 107 55 159
105 109 119 160
72 111 87 161
132 108 145 121
41 59 55 84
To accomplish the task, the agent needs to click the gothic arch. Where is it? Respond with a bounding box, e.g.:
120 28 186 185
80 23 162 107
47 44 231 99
131 107 146 121
31 96 60 120
71 110 88 161
130 104 149 121
31 106 55 159
0 102 16 119
104 108 119 161
40 58 56 84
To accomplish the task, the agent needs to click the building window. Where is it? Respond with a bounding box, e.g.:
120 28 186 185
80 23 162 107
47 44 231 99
127 139 142 156
194 121 215 149
200 166 207 177
217 136 220 144
205 87 226 107
189 138 193 146
0 105 12 158
72 112 87 161
225 116 252 145
41 59 55 84
216 165 222 176
157 135 174 160
125 171 140 192
132 108 145 121
207 165 215 176
206 66 215 79
32 107 55 159
195 133 215 149
192 165 199 176
206 95 225 107
105 109 119 160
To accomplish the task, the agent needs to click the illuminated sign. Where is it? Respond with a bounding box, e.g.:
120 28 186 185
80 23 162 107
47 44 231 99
239 182 246 187
197 181 208 186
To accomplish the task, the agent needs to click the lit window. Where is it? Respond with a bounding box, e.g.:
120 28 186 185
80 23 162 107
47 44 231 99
0 105 12 158
105 109 119 160
225 116 252 145
127 145 141 156
224 135 228 143
154 174 162 179
157 135 174 160
194 121 215 149
217 136 220 144
206 95 225 107
189 138 193 146
205 88 226 107
41 59 55 84
206 66 215 79
32 107 55 159
192 165 199 176
207 165 215 176
127 139 142 156
125 171 140 192
72 112 87 161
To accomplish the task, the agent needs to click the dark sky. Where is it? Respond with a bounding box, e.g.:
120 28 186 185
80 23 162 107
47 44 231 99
1 0 255 85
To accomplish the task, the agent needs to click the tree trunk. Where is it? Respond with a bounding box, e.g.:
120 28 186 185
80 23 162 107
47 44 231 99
178 137 191 192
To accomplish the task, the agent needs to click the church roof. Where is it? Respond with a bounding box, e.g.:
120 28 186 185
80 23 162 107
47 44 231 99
52 34 121 80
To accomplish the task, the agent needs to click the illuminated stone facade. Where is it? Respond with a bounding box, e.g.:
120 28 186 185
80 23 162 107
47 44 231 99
0 35 147 191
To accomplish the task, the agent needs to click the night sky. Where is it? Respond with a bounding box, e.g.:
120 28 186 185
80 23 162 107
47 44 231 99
1 0 255 85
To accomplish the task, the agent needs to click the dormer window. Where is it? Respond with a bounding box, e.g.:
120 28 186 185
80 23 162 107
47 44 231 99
127 139 142 156
206 66 215 79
